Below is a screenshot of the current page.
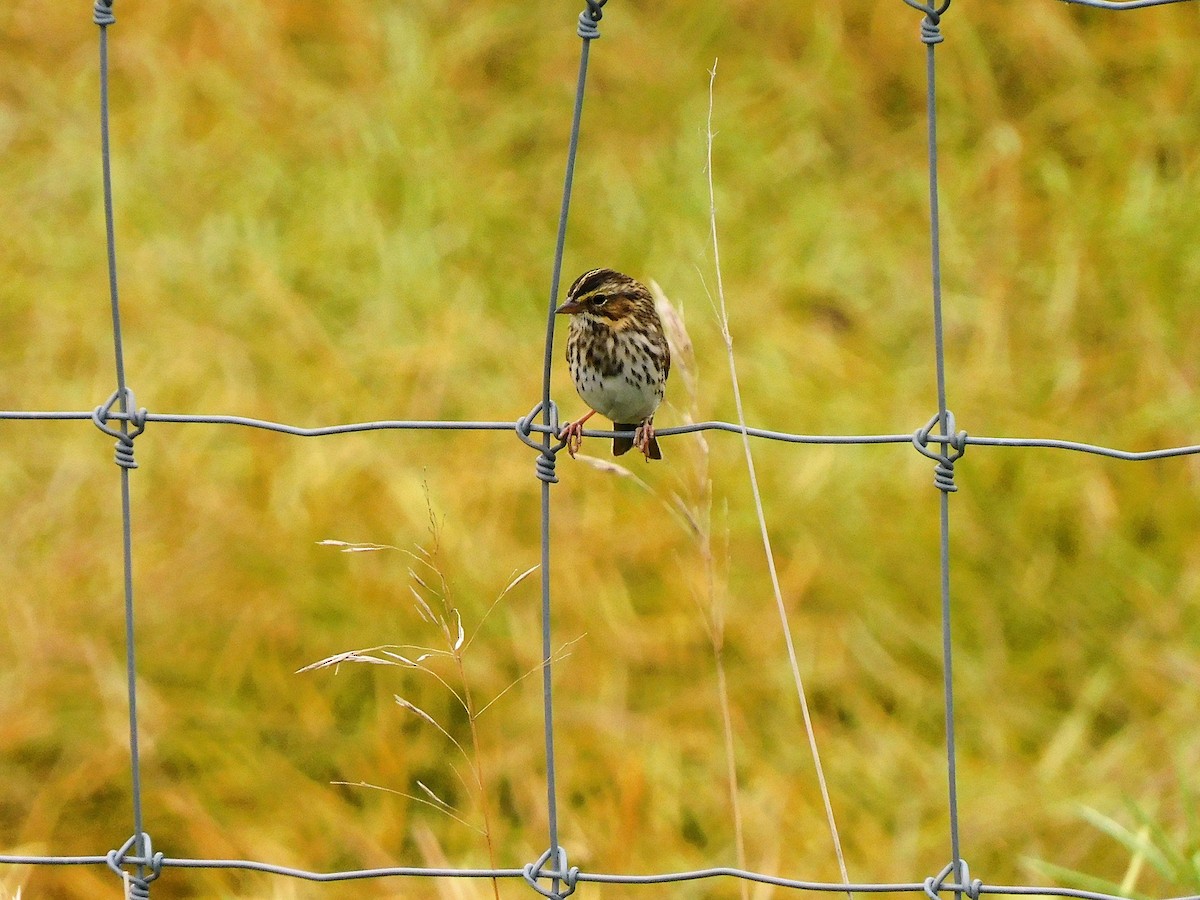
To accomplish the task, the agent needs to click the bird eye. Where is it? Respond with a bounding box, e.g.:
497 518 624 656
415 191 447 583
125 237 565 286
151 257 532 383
592 296 607 306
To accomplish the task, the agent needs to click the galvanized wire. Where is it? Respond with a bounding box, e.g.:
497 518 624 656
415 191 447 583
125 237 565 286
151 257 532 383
7 408 1200 461
2 0 1199 898
531 0 608 892
1059 0 1194 7
94 0 154 895
903 2 965 894
0 851 1196 900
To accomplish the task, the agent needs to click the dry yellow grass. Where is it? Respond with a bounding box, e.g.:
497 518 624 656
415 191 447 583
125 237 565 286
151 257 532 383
1 1 1199 897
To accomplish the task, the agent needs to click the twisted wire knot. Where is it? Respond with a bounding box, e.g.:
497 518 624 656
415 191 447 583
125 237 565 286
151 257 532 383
920 17 944 44
913 411 967 493
522 846 580 899
577 0 606 40
517 401 565 484
93 0 115 26
901 0 951 43
93 388 148 469
106 833 163 898
924 859 982 900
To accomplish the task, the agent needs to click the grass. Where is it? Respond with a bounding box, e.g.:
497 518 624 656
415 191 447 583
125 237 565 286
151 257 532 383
2 0 1200 897
302 507 550 900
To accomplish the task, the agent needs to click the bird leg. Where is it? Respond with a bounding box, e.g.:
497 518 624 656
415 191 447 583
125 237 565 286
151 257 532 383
559 409 596 458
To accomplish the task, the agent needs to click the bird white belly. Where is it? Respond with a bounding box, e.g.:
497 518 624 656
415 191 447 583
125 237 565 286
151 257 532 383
575 369 659 423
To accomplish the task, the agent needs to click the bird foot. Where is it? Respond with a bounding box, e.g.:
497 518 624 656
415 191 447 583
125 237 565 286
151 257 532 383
559 415 592 458
633 421 657 461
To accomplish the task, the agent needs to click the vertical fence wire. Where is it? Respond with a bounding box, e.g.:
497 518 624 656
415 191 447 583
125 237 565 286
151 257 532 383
915 1 965 887
93 1 154 895
530 3 606 895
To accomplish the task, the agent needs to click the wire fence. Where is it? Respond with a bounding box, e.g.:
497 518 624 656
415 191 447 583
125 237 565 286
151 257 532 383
2 0 1199 897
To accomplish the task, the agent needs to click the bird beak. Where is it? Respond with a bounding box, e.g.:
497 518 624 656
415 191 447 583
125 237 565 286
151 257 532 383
554 298 582 315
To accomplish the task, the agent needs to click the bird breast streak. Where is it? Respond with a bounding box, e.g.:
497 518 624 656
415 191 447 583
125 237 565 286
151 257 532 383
567 312 665 423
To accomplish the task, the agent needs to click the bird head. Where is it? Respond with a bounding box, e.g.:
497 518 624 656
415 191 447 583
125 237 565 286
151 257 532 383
555 268 654 327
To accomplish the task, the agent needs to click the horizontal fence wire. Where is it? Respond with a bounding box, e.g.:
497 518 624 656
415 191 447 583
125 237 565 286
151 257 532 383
5 852 1200 900
3 0 1199 897
2 854 1190 900
1059 0 1195 7
0 852 1195 900
5 408 1200 461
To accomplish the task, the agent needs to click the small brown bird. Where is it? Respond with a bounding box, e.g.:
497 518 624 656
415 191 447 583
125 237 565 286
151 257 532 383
556 268 671 461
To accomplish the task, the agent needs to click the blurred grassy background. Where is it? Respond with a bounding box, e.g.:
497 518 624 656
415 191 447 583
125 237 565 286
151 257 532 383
2 0 1200 897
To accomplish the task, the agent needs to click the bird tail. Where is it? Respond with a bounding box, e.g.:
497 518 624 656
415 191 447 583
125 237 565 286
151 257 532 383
613 424 662 460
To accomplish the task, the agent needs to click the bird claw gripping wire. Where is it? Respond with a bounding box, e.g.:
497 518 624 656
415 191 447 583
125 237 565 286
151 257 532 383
924 859 983 900
93 388 148 469
901 0 951 43
93 0 115 26
577 0 607 39
106 833 162 899
517 401 567 484
913 411 967 492
523 846 580 899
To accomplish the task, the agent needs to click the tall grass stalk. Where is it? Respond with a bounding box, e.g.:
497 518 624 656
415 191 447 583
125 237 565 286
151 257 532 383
657 286 749 898
302 495 544 900
573 287 749 890
703 59 851 891
566 285 744 892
